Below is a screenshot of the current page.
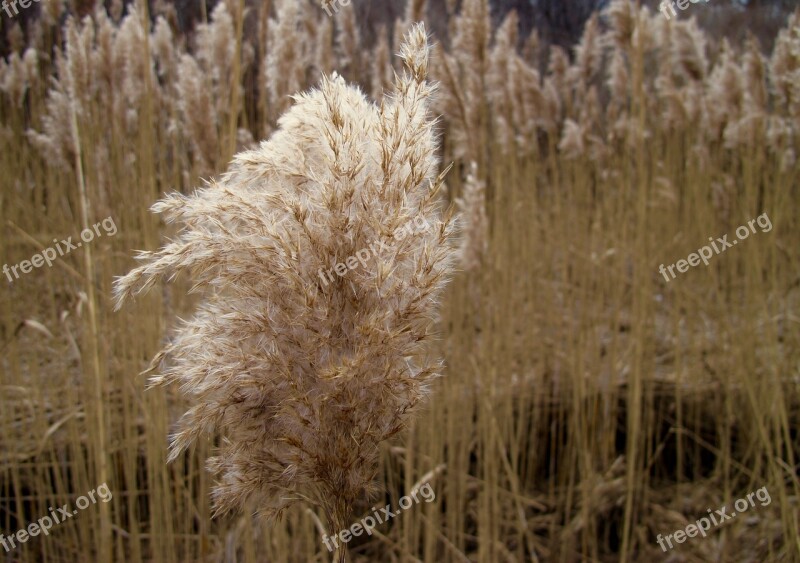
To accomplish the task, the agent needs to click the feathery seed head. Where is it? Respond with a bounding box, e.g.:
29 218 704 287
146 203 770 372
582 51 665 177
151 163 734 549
456 162 487 272
114 23 457 525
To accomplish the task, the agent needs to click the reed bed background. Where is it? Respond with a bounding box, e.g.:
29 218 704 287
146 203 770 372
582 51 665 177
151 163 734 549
1 0 799 561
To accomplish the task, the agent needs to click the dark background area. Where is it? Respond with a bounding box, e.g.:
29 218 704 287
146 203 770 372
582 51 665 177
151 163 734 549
0 0 795 64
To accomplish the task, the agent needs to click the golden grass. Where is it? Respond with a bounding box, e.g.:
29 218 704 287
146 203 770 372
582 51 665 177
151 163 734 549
0 0 798 561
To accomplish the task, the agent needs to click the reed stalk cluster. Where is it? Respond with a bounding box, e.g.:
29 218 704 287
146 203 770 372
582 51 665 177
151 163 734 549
1 0 798 561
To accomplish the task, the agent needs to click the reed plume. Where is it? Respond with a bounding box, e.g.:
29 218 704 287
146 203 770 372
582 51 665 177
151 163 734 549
670 18 709 82
151 16 179 86
435 0 490 163
705 40 744 141
176 53 219 173
195 3 237 122
0 48 38 109
487 11 551 155
769 10 799 119
487 11 519 153
113 22 457 560
116 8 153 135
26 16 94 169
265 0 310 122
605 0 636 51
456 161 487 272
571 13 603 91
546 46 571 114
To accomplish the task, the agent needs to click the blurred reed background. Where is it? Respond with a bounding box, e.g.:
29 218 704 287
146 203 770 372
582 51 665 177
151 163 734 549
0 0 799 561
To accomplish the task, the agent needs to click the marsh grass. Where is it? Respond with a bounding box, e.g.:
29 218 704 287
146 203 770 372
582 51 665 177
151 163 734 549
0 0 798 561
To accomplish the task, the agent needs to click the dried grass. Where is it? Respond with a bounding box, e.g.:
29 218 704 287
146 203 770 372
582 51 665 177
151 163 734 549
1 1 799 561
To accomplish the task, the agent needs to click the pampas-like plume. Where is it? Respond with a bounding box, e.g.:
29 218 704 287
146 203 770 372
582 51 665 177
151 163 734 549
705 40 744 140
571 13 604 90
434 0 490 163
195 3 237 120
116 8 154 134
669 18 708 82
487 12 552 155
0 48 38 108
604 0 636 51
743 35 768 114
452 0 490 67
487 11 519 152
151 16 179 84
264 0 313 125
769 11 800 119
607 48 628 109
546 46 571 109
114 22 457 550
176 53 219 172
456 162 487 271
26 16 95 169
724 35 769 149
558 118 587 159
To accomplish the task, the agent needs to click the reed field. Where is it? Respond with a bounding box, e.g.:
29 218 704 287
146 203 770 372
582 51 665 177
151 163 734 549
1 0 799 561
